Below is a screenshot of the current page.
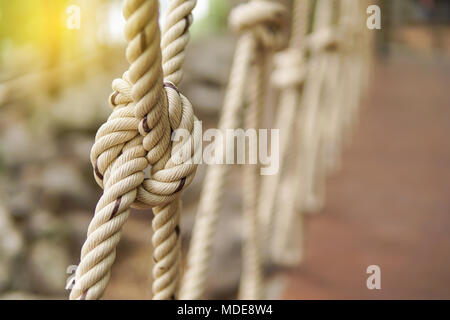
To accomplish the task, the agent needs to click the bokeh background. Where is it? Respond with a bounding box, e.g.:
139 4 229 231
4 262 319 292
0 0 449 299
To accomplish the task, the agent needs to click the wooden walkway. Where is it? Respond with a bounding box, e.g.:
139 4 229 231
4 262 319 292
282 56 450 299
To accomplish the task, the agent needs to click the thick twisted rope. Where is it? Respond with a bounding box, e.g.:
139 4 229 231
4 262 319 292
238 43 266 301
179 0 286 300
70 0 198 300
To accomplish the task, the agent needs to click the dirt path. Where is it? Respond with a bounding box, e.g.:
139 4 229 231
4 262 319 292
282 57 450 299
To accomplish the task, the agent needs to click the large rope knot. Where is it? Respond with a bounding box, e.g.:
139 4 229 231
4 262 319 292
135 81 201 209
90 72 145 191
91 76 200 211
74 0 199 301
307 28 342 53
272 49 307 89
229 0 287 49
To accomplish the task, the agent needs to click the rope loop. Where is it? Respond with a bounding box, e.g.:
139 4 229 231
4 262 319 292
72 0 199 300
229 0 287 49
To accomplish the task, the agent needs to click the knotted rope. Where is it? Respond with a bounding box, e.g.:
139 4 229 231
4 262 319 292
70 0 199 300
264 0 311 267
179 0 286 300
257 1 310 267
270 0 370 266
288 0 338 217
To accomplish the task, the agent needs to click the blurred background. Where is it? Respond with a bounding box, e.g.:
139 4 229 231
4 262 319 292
0 0 449 299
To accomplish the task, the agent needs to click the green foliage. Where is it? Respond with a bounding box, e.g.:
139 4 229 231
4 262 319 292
191 0 230 38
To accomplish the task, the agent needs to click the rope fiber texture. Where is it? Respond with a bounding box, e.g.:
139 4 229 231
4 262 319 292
270 0 370 266
70 0 199 300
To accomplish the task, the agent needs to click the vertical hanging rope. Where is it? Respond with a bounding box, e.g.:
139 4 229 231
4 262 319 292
290 0 338 216
180 0 286 300
70 0 198 300
161 0 197 85
147 0 198 300
321 0 366 178
239 49 266 300
269 0 338 264
268 0 311 266
271 0 371 265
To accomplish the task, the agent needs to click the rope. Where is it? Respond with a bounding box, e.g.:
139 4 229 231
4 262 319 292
269 0 342 264
270 0 370 265
291 0 338 216
70 0 198 300
179 0 286 300
257 0 310 242
69 0 372 300
238 36 266 301
267 0 311 266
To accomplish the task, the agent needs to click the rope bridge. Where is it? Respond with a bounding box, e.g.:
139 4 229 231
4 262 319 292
70 0 373 300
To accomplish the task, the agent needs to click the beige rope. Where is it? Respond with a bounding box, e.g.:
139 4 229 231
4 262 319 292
271 0 372 265
180 0 286 300
70 0 198 300
290 0 338 216
339 0 366 147
268 0 311 266
257 0 310 266
238 42 266 301
321 0 367 178
270 0 343 264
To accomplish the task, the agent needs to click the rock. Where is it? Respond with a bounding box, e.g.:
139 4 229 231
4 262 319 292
0 262 10 292
27 209 66 239
22 160 94 207
207 195 243 298
182 82 224 116
65 210 94 245
0 123 56 166
181 35 235 115
185 35 235 85
60 134 94 167
0 205 24 292
0 206 24 260
181 187 244 298
29 239 70 295
6 188 35 219
0 291 61 300
49 73 111 131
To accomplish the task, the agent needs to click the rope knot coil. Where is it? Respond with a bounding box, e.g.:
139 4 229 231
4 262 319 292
91 76 200 211
272 49 307 89
229 0 287 49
